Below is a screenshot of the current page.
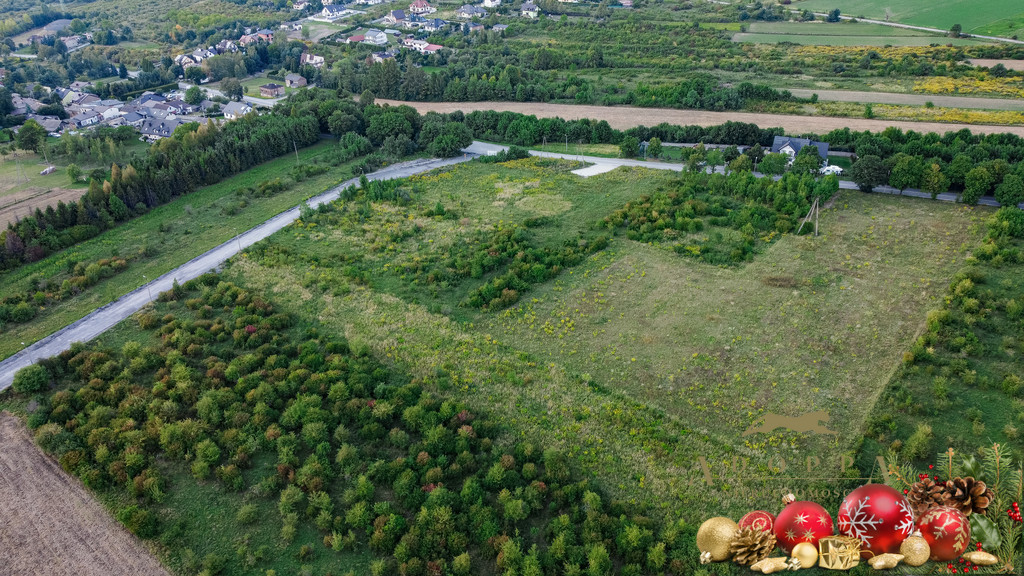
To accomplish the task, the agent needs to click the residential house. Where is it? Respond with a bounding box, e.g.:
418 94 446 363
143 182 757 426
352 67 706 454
293 0 309 9
26 115 63 134
422 18 447 32
256 29 275 41
300 53 325 68
285 73 308 88
10 94 27 116
238 34 260 46
216 39 238 53
483 0 500 7
385 9 407 25
259 83 286 98
140 118 183 141
363 29 389 45
69 81 91 91
72 110 101 128
223 101 253 120
456 5 487 19
371 50 398 63
403 39 442 54
620 0 633 7
770 136 829 165
409 0 435 14
321 4 348 19
120 111 146 127
492 23 508 32
468 23 484 32
521 2 538 17
347 34 366 43
402 14 426 29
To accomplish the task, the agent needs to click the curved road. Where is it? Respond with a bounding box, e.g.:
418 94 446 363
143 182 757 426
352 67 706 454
0 154 475 390
2 143 1017 390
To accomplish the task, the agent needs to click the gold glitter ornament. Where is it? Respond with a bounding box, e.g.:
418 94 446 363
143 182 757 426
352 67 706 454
791 542 818 569
866 553 904 569
697 517 739 563
751 557 800 573
898 533 930 567
961 551 998 566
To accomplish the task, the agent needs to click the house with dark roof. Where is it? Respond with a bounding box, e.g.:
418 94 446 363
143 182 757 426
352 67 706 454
770 136 829 165
385 9 407 25
140 118 183 140
260 83 286 98
456 4 487 19
422 18 447 32
521 2 539 17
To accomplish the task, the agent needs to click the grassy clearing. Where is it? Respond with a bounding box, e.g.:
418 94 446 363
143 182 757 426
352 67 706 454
794 0 1024 36
0 141 361 361
733 22 989 46
224 158 987 517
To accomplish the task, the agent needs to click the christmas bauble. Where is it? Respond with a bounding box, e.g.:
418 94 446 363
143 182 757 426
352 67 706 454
773 496 834 554
790 541 818 569
739 510 776 533
899 533 930 567
837 483 915 558
696 517 739 563
917 506 970 561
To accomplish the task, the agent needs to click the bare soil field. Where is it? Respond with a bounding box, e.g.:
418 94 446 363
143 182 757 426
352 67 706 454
377 99 1024 136
0 187 88 227
968 58 1024 70
0 412 170 576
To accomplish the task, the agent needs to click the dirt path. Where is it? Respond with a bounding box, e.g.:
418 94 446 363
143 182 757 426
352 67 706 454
0 412 170 576
377 99 1024 136
785 89 1024 111
967 59 1024 71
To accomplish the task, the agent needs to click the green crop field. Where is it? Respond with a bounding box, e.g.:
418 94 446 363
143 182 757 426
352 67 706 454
794 0 1024 37
210 157 987 518
0 141 369 361
733 21 990 46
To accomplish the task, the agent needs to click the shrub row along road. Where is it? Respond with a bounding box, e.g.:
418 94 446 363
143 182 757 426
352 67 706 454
0 155 474 390
377 99 1024 137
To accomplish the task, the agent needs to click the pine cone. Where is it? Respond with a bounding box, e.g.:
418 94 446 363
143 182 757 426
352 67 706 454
907 476 945 517
730 526 777 566
942 476 993 516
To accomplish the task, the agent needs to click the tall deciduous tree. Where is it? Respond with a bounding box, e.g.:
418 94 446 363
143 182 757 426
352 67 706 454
920 163 949 199
16 119 46 152
962 166 993 205
995 174 1024 208
850 154 887 192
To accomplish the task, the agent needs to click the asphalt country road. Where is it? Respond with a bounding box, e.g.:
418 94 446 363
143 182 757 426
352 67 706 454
1 143 1015 390
0 154 475 390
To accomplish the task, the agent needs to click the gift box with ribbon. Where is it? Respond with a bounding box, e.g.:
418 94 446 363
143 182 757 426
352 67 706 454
817 535 861 570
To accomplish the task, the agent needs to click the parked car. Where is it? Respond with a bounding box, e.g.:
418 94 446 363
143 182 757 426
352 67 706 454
821 165 844 175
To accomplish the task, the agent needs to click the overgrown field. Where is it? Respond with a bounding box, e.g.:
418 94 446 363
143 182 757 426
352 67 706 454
0 141 366 361
218 158 988 514
10 155 1023 575
733 21 986 46
793 0 1024 36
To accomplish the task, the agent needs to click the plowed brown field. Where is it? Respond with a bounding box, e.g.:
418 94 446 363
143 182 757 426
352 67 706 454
377 99 1024 136
0 412 170 576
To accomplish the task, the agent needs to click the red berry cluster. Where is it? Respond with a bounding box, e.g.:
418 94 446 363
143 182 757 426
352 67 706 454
1009 501 1022 523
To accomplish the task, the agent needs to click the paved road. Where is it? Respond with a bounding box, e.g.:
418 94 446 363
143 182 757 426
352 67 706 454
469 141 1010 209
0 154 475 390
786 89 1024 112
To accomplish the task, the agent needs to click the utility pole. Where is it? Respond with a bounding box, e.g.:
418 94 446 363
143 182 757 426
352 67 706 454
293 140 300 163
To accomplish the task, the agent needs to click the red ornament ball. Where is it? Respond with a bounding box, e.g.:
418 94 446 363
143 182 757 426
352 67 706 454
917 506 970 562
774 499 834 553
739 510 776 533
837 483 916 558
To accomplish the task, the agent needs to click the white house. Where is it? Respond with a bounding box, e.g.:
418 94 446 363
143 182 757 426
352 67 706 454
409 0 436 14
364 29 389 45
770 136 830 166
483 0 501 7
301 53 325 68
521 2 538 17
223 101 253 120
